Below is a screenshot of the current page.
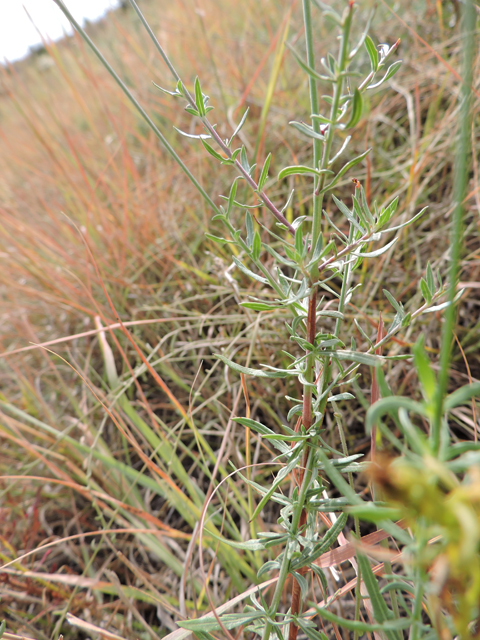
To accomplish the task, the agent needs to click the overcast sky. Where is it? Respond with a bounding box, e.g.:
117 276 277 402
1 0 120 62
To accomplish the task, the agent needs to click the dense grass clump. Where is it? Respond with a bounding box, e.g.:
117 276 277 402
0 1 479 639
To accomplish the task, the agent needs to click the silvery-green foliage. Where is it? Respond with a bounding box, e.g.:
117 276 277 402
51 0 477 637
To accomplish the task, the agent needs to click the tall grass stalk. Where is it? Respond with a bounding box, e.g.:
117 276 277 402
432 0 476 454
2 0 479 638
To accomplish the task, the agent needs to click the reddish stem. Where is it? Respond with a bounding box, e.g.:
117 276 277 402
289 289 317 640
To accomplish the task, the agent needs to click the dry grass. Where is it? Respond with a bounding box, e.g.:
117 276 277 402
0 0 479 638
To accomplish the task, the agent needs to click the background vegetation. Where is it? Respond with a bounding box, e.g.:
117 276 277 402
0 0 479 638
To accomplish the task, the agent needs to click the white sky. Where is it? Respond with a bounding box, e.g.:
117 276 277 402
0 0 120 62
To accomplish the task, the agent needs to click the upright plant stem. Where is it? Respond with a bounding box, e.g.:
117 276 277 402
288 6 355 639
432 0 476 453
302 0 322 247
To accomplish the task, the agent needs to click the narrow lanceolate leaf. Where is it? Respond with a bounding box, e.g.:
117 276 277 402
240 146 250 172
345 88 363 128
252 231 262 261
205 233 229 245
240 302 277 311
320 149 371 193
368 60 403 89
364 35 379 71
426 262 435 294
173 126 211 140
332 350 381 366
229 108 249 146
332 195 365 235
185 106 200 117
444 382 480 411
328 392 355 402
293 512 348 569
376 196 399 229
287 42 332 82
152 82 181 97
194 76 206 116
251 452 300 520
289 121 326 141
278 165 333 180
383 289 402 313
231 255 269 284
215 354 290 378
179 612 264 632
356 553 401 640
413 336 436 403
352 236 398 258
246 211 254 248
420 278 432 303
201 140 226 162
382 206 427 233
258 153 272 190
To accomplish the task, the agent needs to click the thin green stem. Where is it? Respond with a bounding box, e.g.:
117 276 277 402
262 447 316 640
126 0 295 235
302 0 322 247
317 5 354 186
52 0 222 218
432 0 476 453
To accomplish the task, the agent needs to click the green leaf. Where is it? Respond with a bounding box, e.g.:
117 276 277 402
330 350 381 366
252 231 262 261
287 43 332 82
384 60 403 82
420 278 432 304
258 153 272 190
292 513 348 569
179 612 264 632
377 196 399 229
320 149 371 194
356 553 401 640
231 255 268 284
251 452 301 520
426 262 435 294
366 396 426 436
328 392 355 402
413 336 436 403
311 113 333 124
194 76 206 116
215 354 290 378
444 382 480 411
207 528 266 551
152 81 181 97
205 233 229 245
278 165 333 180
294 224 304 256
382 206 427 233
227 179 239 215
289 121 326 141
352 236 398 258
368 60 403 90
201 139 226 162
185 107 201 119
173 126 211 140
345 88 363 128
296 619 329 640
240 302 276 311
332 195 365 235
246 211 254 248
383 288 403 314
365 35 379 71
229 108 249 145
240 146 250 172
348 503 402 522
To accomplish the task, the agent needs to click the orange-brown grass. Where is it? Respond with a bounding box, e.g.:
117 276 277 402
0 1 479 638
